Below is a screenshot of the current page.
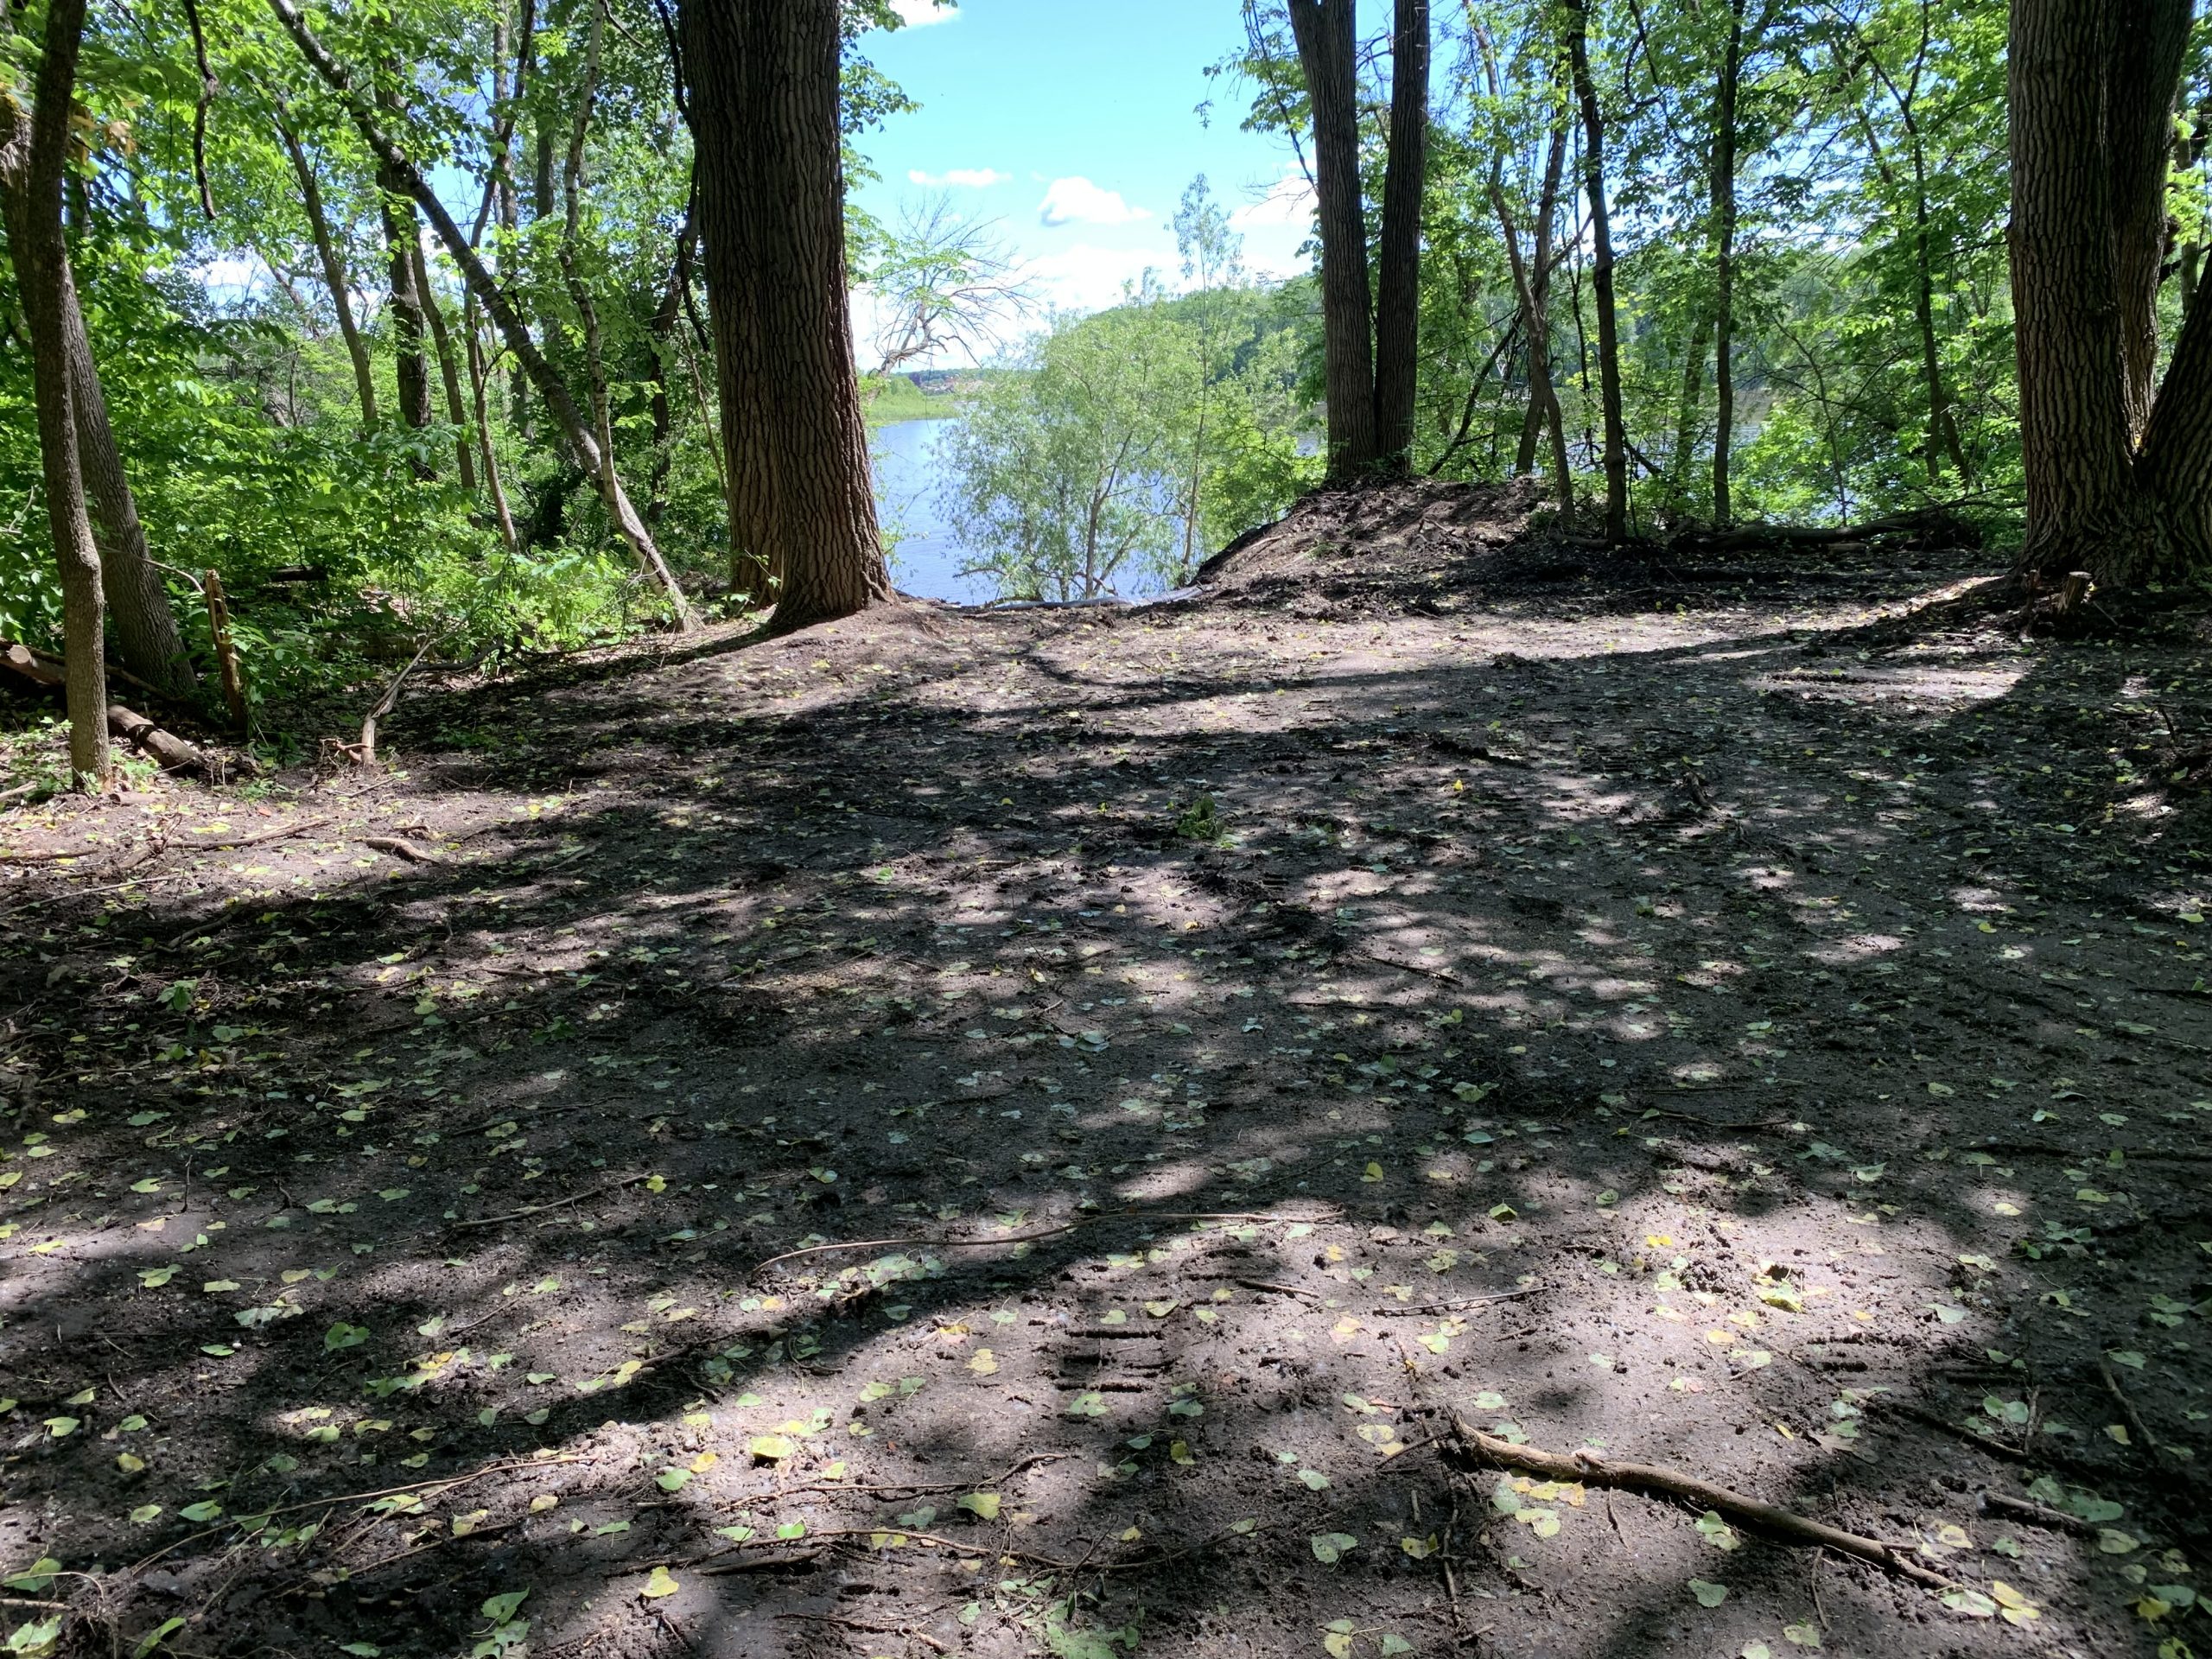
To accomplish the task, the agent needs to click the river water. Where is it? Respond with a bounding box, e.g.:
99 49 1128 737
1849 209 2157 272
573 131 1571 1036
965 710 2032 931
870 416 1173 606
870 417 998 605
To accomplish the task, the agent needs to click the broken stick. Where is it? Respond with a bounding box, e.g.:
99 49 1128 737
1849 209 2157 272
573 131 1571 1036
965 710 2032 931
1449 1417 1957 1591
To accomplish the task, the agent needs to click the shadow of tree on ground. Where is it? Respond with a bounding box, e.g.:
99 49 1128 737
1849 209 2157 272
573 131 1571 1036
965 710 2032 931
0 543 2206 1659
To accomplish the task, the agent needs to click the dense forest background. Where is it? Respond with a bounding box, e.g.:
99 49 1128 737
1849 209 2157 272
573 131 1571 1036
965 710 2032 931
0 0 2190 764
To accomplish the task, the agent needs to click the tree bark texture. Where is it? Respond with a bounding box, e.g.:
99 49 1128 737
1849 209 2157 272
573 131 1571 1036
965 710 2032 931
267 0 698 627
677 0 894 631
275 108 379 426
377 119 434 434
1371 0 1428 476
2 0 108 783
2107 0 2193 440
1564 0 1629 541
2008 0 2203 585
1287 0 1378 483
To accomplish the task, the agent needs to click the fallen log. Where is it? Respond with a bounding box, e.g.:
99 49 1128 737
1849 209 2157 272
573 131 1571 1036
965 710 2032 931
107 705 212 775
1450 1416 1958 1591
4 642 229 779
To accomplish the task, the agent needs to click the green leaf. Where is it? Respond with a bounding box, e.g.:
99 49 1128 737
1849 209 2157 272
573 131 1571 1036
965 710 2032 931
1309 1531 1358 1563
1689 1579 1730 1607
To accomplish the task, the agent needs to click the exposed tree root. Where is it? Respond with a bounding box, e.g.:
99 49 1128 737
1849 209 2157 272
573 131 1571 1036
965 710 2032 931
1447 1417 1959 1591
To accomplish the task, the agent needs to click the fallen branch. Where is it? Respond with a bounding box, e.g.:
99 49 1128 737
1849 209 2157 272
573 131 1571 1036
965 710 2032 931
355 638 439 768
1978 1491 2097 1537
452 1173 649 1230
189 815 335 853
365 833 449 866
750 1206 1344 1277
1448 1417 1958 1591
128 1455 581 1573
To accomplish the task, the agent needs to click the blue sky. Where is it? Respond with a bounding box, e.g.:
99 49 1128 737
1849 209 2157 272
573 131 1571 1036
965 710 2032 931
849 0 1320 355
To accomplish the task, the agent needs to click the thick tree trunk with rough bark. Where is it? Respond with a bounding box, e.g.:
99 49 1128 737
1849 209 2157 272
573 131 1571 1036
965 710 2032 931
275 109 378 427
1371 0 1428 476
677 0 893 631
2109 0 2193 441
268 0 697 627
2009 0 2204 587
3 0 107 784
1287 0 1378 483
1565 0 1629 541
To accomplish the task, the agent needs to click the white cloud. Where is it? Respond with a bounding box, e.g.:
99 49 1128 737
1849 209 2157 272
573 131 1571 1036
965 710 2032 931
1038 176 1151 227
1231 168 1315 230
908 167 1010 188
889 0 958 25
1020 243 1168 315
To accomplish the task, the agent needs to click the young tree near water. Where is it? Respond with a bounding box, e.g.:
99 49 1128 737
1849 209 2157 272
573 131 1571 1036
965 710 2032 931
677 0 894 632
2009 0 2212 592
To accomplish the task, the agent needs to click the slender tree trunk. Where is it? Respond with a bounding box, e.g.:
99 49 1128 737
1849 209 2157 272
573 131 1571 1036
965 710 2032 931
676 0 894 632
411 241 477 488
1565 0 1628 540
464 296 521 551
275 108 378 426
1710 0 1742 524
646 252 683 528
1670 308 1711 512
560 0 620 472
1287 0 1378 483
1532 105 1573 508
1 0 107 784
1371 0 1428 475
268 0 698 627
377 96 434 435
65 281 195 692
1495 106 1570 512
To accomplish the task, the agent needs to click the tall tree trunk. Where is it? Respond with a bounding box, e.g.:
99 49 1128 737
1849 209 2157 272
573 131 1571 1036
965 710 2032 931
1710 0 1742 524
560 0 620 472
1565 0 1629 540
268 0 698 628
65 282 195 693
1496 100 1570 512
2110 0 2194 440
411 240 477 488
274 107 378 426
1 0 107 784
2010 0 2157 579
1287 0 1378 483
464 296 521 551
376 87 434 436
1371 0 1429 475
1670 307 1712 512
676 0 894 632
645 226 692 527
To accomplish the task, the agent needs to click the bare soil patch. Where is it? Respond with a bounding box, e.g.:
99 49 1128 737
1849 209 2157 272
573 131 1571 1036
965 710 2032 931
1 486 2208 1659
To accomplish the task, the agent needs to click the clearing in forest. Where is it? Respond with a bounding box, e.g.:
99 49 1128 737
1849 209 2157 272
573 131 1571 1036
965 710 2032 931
0 486 2207 1659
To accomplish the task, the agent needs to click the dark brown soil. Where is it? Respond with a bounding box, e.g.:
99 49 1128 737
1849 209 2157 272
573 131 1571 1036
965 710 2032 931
2 480 2209 1659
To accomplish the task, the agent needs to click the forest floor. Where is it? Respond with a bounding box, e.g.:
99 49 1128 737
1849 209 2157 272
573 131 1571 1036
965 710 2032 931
2 480 2210 1659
